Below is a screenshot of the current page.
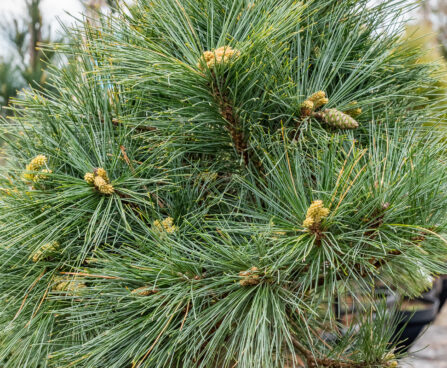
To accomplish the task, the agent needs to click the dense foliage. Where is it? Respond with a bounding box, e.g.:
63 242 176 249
1 1 447 367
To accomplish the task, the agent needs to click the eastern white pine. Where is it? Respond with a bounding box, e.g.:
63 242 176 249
1 1 447 367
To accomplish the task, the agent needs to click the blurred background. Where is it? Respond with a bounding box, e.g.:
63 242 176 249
0 0 117 116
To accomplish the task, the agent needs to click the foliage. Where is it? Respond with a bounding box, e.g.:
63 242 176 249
1 0 447 367
0 58 22 109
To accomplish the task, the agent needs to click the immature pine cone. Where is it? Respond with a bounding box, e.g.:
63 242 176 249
318 108 359 129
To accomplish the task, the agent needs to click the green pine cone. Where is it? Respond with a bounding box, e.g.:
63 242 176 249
320 108 359 129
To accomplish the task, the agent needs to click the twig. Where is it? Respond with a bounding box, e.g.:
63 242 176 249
120 145 133 169
180 300 190 331
213 82 249 164
13 269 46 321
210 75 262 171
290 335 365 368
59 271 121 280
27 286 50 326
135 302 183 368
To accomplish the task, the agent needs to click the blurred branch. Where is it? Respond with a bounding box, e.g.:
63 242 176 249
27 0 43 72
0 0 61 116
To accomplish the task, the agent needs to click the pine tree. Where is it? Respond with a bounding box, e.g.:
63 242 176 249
1 1 447 367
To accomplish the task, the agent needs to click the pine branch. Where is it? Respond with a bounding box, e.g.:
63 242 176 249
210 75 263 171
211 79 249 164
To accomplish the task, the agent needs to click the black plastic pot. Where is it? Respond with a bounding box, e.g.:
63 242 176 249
438 275 447 310
376 288 398 310
394 296 439 353
422 277 442 300
335 288 397 317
